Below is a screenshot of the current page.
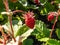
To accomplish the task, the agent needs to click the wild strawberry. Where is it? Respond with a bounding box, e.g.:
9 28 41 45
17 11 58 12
47 13 54 21
23 11 35 29
11 0 17 3
34 0 40 5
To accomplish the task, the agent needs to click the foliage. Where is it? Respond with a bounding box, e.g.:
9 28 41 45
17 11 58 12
0 0 60 45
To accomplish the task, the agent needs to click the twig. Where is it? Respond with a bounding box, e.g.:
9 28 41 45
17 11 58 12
13 10 24 13
3 0 9 12
3 0 16 42
8 15 16 42
50 10 60 38
0 25 7 45
50 15 58 38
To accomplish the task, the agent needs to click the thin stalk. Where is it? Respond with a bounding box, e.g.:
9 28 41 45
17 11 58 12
3 0 16 42
50 14 59 38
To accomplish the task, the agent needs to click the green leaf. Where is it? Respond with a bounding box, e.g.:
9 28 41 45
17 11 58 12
32 20 50 41
39 38 49 42
40 8 48 14
22 39 33 45
19 29 34 42
55 0 60 3
47 39 60 45
56 29 60 39
36 20 50 37
14 24 29 37
0 14 4 21
44 2 57 12
0 0 4 12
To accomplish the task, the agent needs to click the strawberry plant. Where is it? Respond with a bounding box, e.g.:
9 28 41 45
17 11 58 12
0 0 60 45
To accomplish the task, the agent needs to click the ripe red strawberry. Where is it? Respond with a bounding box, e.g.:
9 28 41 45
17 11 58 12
23 11 35 29
34 0 40 4
47 14 54 21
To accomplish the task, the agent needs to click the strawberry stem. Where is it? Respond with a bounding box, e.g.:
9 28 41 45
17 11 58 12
50 10 60 38
3 0 16 42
